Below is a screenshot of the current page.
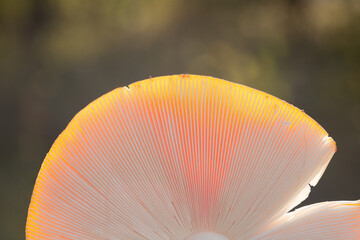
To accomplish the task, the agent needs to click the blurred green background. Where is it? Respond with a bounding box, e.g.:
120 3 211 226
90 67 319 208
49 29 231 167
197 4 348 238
1 0 359 239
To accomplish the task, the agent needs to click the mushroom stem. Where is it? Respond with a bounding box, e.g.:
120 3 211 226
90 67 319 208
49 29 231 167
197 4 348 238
186 232 229 240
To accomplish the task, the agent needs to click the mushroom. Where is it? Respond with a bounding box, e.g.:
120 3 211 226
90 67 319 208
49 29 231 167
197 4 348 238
26 75 359 239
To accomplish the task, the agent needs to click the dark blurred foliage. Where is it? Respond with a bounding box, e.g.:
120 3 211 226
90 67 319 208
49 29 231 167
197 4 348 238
0 0 359 239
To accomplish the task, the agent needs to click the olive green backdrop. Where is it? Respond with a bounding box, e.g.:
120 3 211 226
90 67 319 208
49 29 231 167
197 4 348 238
1 0 359 239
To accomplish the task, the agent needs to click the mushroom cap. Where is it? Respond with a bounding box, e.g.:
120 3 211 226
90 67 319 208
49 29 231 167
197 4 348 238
26 75 336 239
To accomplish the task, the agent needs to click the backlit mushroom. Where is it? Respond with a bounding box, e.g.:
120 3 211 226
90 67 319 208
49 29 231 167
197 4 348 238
26 75 359 239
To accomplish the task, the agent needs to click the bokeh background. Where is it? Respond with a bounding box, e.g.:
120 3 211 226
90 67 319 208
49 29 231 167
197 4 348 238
1 0 359 239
